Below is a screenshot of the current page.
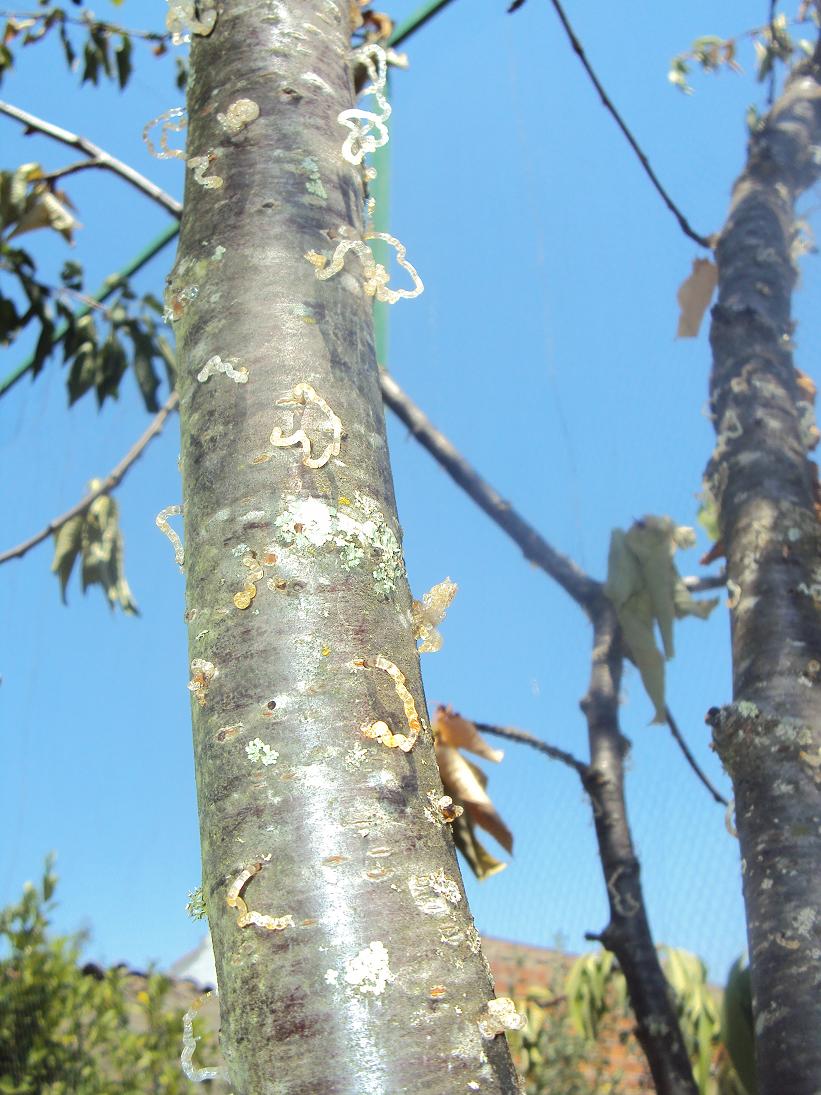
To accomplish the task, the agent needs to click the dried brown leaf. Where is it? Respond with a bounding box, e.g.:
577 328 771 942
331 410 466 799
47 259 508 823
676 257 718 338
435 744 513 854
434 704 504 762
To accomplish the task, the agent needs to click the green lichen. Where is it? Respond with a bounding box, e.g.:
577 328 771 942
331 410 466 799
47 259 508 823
736 700 760 718
186 885 207 921
301 156 328 200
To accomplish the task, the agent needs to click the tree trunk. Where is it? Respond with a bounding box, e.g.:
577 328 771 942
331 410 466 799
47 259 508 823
582 604 698 1095
705 41 821 1095
172 2 520 1091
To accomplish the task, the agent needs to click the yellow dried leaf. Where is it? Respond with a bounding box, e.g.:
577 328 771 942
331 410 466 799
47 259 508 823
435 744 513 854
676 257 718 338
433 705 504 763
451 812 508 880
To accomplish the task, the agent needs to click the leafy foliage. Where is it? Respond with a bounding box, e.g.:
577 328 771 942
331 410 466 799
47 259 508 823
50 488 139 614
564 947 755 1095
60 284 175 412
0 4 171 89
668 10 818 94
506 975 626 1094
0 184 175 410
0 857 221 1094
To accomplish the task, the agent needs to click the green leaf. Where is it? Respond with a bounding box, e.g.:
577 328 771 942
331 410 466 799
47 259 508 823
50 513 84 603
60 259 84 291
696 485 720 541
0 293 20 343
31 315 56 377
722 958 757 1094
95 335 128 405
605 517 718 722
0 41 13 83
564 951 620 1041
58 21 76 71
114 34 132 89
57 489 140 614
67 341 100 404
128 326 161 412
81 39 100 84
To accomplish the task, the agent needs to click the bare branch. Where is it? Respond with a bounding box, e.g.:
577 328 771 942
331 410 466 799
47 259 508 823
539 0 713 249
474 720 587 777
682 571 726 593
0 99 182 219
664 706 729 806
379 369 600 610
39 158 105 183
0 390 179 565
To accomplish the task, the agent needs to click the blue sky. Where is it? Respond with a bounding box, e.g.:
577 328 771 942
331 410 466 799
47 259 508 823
1 0 819 985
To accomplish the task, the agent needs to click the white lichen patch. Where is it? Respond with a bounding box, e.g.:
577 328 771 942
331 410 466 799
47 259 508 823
274 493 405 597
197 355 248 384
792 906 818 937
217 98 260 135
409 870 462 917
477 997 526 1039
342 941 394 996
736 700 760 718
344 742 369 770
245 738 279 766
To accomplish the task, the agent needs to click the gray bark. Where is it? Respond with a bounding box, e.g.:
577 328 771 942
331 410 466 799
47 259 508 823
171 2 520 1091
581 604 698 1095
705 42 821 1094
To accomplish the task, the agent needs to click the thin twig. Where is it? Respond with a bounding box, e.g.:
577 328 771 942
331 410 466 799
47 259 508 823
541 0 713 249
0 9 169 43
0 99 182 219
39 159 104 183
0 391 179 565
379 369 600 610
682 571 726 593
474 720 587 777
664 706 729 805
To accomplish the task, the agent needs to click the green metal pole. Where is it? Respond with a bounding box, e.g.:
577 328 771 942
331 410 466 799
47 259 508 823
389 0 458 47
370 75 392 367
